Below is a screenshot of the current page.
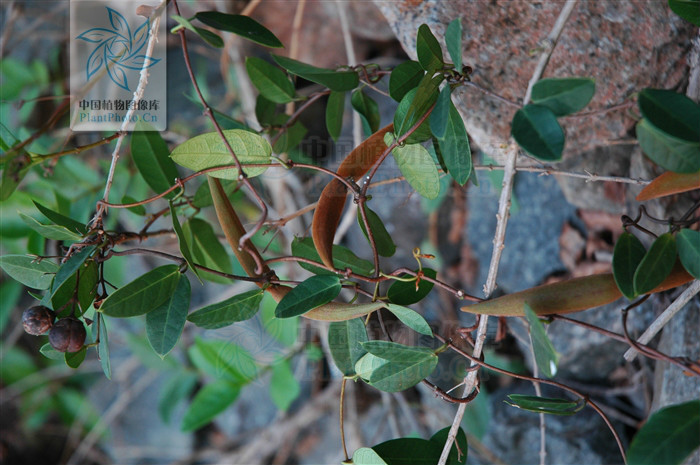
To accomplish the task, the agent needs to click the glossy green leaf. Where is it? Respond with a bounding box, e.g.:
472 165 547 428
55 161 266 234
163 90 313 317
389 140 440 199
353 448 389 465
677 229 700 279
255 94 277 127
352 88 380 136
121 195 146 216
187 289 263 329
97 314 111 379
627 400 700 465
328 318 368 376
524 303 559 378
437 102 472 185
275 275 341 318
325 91 345 142
49 245 95 304
33 201 87 235
389 60 425 102
668 0 700 26
370 428 468 465
170 129 272 179
131 127 179 197
169 202 201 282
181 380 240 431
359 342 438 392
188 337 257 383
146 275 191 357
0 255 57 289
511 104 565 161
99 265 181 318
171 15 223 48
638 88 700 142
530 78 596 116
78 260 98 312
416 24 444 72
387 268 437 306
636 119 700 173
445 18 463 71
384 304 432 336
246 57 296 104
182 218 233 284
65 347 87 368
613 232 647 299
194 11 283 48
357 204 397 257
291 236 374 276
269 359 300 412
505 394 583 415
429 85 451 139
271 54 359 91
19 213 82 241
394 74 442 142
633 233 677 295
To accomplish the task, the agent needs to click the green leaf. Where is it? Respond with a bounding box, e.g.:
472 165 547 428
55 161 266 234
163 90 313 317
271 55 359 92
97 314 111 379
131 126 180 197
677 229 700 279
40 343 65 360
359 342 438 392
505 394 583 415
99 265 181 318
49 245 96 304
445 19 463 71
668 0 700 26
524 303 559 378
1 152 32 201
32 201 87 235
19 213 82 241
355 352 390 380
328 318 368 376
170 129 272 179
627 400 700 465
389 60 425 102
78 260 98 312
353 448 389 465
436 102 472 186
121 195 146 216
0 255 57 289
194 12 283 48
51 272 77 311
429 426 468 465
636 119 700 173
394 74 442 142
271 116 307 153
633 233 677 295
416 24 444 72
274 275 341 318
389 140 440 199
0 347 37 384
261 293 298 347
187 289 263 329
146 275 191 357
530 78 596 116
638 88 700 142
192 178 239 209
351 89 381 136
188 337 257 383
169 201 201 282
371 438 444 465
357 204 397 257
269 359 300 412
429 85 452 139
361 340 436 362
255 94 277 127
511 104 565 161
182 218 233 284
386 268 437 306
171 15 223 48
291 236 374 276
245 57 296 104
158 371 198 423
384 304 432 336
612 232 647 299
181 380 240 431
65 347 87 369
325 91 345 142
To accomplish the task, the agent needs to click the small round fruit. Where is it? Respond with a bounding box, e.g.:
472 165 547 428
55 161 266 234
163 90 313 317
49 318 86 353
22 306 56 336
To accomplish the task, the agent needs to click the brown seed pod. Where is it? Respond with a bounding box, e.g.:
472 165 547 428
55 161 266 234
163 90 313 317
48 318 87 353
22 306 56 336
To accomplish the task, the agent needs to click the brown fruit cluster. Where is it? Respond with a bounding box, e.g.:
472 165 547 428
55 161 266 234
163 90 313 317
22 306 86 353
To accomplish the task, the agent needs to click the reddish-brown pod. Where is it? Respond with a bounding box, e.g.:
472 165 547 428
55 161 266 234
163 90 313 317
22 306 56 335
49 318 87 353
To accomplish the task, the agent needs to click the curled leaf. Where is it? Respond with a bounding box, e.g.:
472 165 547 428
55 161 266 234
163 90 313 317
636 171 700 201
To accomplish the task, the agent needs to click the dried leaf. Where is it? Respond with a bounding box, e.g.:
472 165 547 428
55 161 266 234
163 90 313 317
636 171 700 201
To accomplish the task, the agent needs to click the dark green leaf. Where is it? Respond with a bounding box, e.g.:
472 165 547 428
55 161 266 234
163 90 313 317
357 204 397 257
272 55 359 91
181 380 240 431
436 102 472 186
351 89 381 135
187 289 263 329
627 400 700 465
131 126 179 197
97 314 111 379
171 15 223 48
78 260 98 312
677 229 700 279
416 24 444 72
0 255 57 289
524 303 559 378
246 57 296 104
158 371 198 423
530 78 596 116
389 60 424 102
269 359 300 411
275 275 341 318
445 18 463 71
99 265 181 318
505 394 583 415
65 347 87 369
387 137 440 199
49 246 96 304
386 268 437 306
255 94 277 127
638 88 700 142
511 104 565 161
613 232 647 299
188 337 257 383
372 438 443 465
170 201 201 282
194 12 283 48
121 195 146 216
182 218 233 284
328 318 368 376
51 272 77 312
636 119 700 173
291 236 374 276
429 426 468 465
325 91 345 142
633 233 677 295
272 116 307 154
362 340 435 362
358 343 438 392
33 201 87 235
146 275 191 357
384 304 432 336
668 0 700 26
20 213 82 241
394 74 442 142
429 85 452 139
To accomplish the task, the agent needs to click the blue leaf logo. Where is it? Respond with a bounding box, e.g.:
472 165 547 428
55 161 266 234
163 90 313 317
76 7 160 91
